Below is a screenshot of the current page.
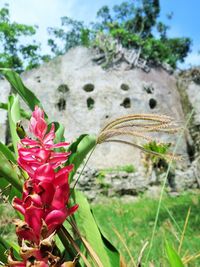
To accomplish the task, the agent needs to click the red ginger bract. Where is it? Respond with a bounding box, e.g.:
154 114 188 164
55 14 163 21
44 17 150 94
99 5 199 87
10 106 78 265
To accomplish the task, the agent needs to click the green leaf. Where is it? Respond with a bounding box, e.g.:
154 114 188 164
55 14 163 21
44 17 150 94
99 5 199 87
67 134 96 182
0 237 8 263
8 95 21 156
0 176 21 201
92 209 120 267
1 69 45 114
165 241 184 267
53 122 65 143
0 142 16 163
0 151 22 193
74 190 120 267
0 236 20 263
0 102 31 119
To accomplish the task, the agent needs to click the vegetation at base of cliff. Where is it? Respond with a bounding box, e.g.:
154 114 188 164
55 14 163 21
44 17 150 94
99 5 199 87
48 0 191 69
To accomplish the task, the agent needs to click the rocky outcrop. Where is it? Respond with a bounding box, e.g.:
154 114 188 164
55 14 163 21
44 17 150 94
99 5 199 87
0 47 188 169
75 165 199 202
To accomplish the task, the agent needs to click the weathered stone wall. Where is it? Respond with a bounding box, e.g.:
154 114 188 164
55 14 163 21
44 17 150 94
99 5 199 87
0 47 189 171
0 78 10 143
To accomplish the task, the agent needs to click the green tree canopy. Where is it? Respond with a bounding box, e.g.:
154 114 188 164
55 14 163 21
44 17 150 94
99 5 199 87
48 0 191 69
0 4 49 73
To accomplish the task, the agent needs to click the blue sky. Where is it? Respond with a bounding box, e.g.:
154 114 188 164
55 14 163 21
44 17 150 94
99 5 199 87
1 0 200 68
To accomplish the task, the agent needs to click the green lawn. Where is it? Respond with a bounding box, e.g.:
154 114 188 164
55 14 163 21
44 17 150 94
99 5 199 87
1 192 200 266
92 192 200 266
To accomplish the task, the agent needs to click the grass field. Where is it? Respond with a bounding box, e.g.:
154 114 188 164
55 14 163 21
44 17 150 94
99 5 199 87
1 191 200 266
92 191 200 266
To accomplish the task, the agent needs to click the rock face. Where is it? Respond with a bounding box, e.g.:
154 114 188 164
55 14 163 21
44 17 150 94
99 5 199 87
0 78 10 143
177 70 200 157
0 47 188 170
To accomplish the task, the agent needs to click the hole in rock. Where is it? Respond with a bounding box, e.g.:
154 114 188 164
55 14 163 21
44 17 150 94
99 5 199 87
87 97 95 110
120 83 129 91
143 84 154 94
57 98 66 111
149 98 157 109
120 98 131 108
57 84 69 93
83 83 95 92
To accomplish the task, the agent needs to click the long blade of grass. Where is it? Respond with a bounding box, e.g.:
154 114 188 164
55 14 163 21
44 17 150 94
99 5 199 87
112 227 137 267
144 110 194 265
178 207 191 254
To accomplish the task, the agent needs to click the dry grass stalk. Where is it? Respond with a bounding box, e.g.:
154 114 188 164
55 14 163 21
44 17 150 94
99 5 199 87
60 226 93 267
112 226 137 267
183 251 200 264
67 218 105 267
137 241 149 267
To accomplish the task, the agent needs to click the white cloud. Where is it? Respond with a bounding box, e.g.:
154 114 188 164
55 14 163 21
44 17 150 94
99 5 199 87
181 52 200 68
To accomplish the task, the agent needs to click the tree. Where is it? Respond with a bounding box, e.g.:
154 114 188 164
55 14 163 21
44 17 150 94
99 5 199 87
48 17 90 56
0 4 47 72
48 0 191 69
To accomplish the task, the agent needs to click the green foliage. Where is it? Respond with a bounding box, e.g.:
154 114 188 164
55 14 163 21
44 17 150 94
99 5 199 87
67 134 96 182
48 16 90 55
0 151 22 194
7 95 21 156
93 193 200 265
0 141 16 163
0 4 46 72
99 164 136 174
1 69 45 113
74 190 120 267
143 141 171 172
165 241 184 267
48 0 191 68
143 141 171 155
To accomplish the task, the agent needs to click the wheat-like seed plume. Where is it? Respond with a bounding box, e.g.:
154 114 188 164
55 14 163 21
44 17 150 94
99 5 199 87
97 113 180 161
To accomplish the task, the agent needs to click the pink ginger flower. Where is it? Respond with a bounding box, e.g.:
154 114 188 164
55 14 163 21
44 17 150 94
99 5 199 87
18 106 70 178
11 106 78 264
13 164 77 244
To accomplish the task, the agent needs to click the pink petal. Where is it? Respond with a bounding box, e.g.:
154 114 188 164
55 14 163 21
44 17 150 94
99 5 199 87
35 117 47 140
34 164 55 182
25 205 43 239
54 165 73 186
21 138 40 146
51 185 69 210
50 142 70 148
67 204 79 217
24 194 42 208
42 123 55 145
37 181 55 205
45 208 67 231
12 197 25 215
